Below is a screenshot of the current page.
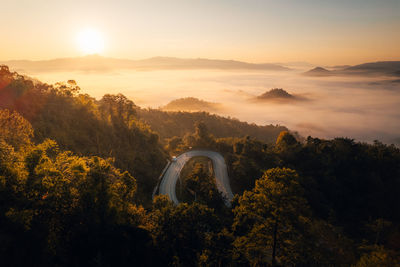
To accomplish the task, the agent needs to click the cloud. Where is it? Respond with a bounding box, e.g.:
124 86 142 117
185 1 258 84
21 67 400 145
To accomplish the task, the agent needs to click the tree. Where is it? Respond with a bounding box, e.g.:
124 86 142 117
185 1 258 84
0 109 33 150
275 131 301 166
0 69 168 206
276 131 298 148
182 162 224 210
198 228 234 267
166 136 183 152
184 121 216 149
0 118 157 266
355 246 400 267
99 93 137 126
233 167 310 266
151 197 221 266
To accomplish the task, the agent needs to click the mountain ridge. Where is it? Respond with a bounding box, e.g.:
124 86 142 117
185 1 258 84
0 55 291 73
304 61 400 77
303 67 331 76
161 97 222 113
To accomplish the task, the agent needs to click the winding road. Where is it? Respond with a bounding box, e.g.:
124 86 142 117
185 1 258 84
157 150 234 207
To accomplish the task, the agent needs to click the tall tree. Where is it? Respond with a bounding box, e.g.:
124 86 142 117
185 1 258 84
233 167 310 266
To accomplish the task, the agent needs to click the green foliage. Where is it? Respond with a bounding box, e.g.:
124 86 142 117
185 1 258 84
0 66 167 205
223 132 400 239
179 159 225 210
166 136 183 153
198 228 234 267
0 109 33 150
138 108 288 144
233 168 355 266
296 137 400 232
233 168 311 265
162 97 221 113
226 136 273 192
354 246 400 267
0 110 159 266
151 197 221 266
1 66 400 265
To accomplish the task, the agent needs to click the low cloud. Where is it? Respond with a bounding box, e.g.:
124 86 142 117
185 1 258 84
24 68 400 145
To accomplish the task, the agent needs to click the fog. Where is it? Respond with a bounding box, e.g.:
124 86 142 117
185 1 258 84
29 69 400 145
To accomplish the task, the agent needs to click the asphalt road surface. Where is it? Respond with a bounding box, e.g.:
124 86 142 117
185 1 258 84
158 150 234 207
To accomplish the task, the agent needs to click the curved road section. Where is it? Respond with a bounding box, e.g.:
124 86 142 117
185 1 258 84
158 150 234 207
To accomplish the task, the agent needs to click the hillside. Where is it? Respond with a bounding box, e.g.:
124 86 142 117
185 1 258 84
255 88 295 100
342 61 400 76
304 61 400 77
137 108 289 144
1 65 400 266
0 65 167 203
0 65 289 199
1 55 291 73
252 88 307 103
303 66 331 76
161 97 222 112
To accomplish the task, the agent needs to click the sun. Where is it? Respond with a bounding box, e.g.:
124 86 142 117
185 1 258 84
76 28 104 55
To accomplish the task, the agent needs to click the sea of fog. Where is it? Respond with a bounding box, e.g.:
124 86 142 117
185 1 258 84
29 69 400 145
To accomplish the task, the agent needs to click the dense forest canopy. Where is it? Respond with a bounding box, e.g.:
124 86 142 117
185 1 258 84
1 65 400 266
161 97 222 113
138 108 289 144
0 65 167 203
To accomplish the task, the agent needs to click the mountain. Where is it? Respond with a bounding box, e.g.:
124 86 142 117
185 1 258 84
0 55 132 73
162 97 222 113
304 61 400 77
136 57 291 71
253 88 308 103
272 61 315 68
340 61 400 76
256 88 294 100
0 55 291 73
303 67 331 76
327 65 351 70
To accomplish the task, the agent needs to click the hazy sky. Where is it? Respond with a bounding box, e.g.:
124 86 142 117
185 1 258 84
1 0 399 65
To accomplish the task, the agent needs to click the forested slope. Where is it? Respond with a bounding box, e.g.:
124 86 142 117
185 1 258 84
138 108 289 144
1 65 400 266
0 66 167 202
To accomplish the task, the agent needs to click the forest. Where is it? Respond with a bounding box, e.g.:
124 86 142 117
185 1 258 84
1 65 400 266
138 108 289 144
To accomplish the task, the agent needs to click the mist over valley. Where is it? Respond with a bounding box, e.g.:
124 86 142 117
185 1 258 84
8 57 400 146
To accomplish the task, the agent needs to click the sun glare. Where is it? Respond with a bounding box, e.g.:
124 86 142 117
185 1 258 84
76 28 104 55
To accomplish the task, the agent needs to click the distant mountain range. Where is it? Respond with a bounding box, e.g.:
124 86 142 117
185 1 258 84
304 61 400 77
3 56 399 77
0 55 291 73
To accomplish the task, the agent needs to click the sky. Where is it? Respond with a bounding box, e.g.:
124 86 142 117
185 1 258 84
1 0 399 65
